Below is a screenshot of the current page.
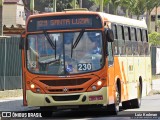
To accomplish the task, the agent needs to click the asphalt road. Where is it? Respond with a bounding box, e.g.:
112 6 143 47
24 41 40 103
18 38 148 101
0 95 160 120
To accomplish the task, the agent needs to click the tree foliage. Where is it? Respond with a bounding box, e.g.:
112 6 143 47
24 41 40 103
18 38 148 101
24 0 160 21
149 32 160 46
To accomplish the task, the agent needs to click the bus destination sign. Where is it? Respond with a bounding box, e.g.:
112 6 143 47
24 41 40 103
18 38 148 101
27 15 102 32
37 18 92 30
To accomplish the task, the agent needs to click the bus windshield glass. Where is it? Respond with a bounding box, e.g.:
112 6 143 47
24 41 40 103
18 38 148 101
27 31 103 75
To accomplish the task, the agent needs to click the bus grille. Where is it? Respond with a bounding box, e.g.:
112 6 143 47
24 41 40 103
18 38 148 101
52 95 80 101
48 88 83 92
40 78 90 86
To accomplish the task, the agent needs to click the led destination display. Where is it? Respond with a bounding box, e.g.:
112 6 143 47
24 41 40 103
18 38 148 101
37 18 92 29
27 15 102 32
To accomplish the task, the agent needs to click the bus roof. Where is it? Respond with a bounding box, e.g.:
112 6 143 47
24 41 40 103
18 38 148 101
99 12 147 29
28 11 147 29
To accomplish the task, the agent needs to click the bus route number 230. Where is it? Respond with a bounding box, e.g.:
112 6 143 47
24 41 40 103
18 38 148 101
77 63 92 71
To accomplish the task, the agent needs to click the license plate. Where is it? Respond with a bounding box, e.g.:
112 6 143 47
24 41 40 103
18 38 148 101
89 95 103 101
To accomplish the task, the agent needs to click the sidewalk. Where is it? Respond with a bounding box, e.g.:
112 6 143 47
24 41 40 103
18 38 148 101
0 89 22 99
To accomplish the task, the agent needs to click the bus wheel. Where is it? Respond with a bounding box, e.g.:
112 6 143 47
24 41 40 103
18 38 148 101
107 85 120 115
130 83 142 108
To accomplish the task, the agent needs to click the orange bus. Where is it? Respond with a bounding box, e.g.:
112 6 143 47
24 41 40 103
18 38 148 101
20 10 151 116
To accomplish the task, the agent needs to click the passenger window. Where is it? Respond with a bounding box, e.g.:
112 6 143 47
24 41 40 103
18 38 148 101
117 25 124 40
131 27 138 55
142 29 147 42
111 24 118 39
117 25 125 55
131 27 136 41
124 26 129 40
108 42 114 65
137 29 142 41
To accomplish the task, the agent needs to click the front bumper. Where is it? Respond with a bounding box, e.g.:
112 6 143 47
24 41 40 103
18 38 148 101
26 87 108 107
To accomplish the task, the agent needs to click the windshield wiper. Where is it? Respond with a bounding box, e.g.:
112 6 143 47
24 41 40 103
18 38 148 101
43 30 55 49
43 30 57 59
71 29 85 58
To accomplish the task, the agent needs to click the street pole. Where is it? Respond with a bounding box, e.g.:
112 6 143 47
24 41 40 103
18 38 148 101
0 0 3 36
53 0 56 12
100 0 103 12
30 0 34 15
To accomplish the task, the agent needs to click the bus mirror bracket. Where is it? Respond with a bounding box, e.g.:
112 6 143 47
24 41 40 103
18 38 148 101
106 28 114 42
19 32 25 49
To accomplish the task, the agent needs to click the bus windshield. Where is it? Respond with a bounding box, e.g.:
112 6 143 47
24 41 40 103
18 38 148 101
27 31 103 75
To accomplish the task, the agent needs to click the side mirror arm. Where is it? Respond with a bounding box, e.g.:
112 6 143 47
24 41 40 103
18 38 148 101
105 28 114 42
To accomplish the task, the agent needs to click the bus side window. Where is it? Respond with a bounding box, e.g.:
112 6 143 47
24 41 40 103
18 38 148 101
117 25 125 55
143 29 149 55
124 26 132 55
137 28 144 55
111 24 118 55
111 24 118 39
131 27 138 55
108 42 114 66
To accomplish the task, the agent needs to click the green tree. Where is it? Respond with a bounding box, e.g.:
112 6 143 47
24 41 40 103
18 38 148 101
146 0 157 32
120 0 136 17
82 0 95 10
57 0 73 11
154 1 160 32
92 0 110 12
149 32 160 46
93 0 121 14
131 0 146 20
25 0 73 12
110 0 121 15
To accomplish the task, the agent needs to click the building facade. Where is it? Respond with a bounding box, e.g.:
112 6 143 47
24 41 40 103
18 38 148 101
3 0 25 27
2 0 26 35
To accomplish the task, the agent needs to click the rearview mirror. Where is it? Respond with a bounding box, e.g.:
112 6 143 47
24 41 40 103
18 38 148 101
106 29 114 42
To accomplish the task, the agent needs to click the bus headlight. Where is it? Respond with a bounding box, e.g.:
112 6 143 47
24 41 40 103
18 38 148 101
29 83 44 93
97 80 102 86
87 80 104 92
30 84 35 89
